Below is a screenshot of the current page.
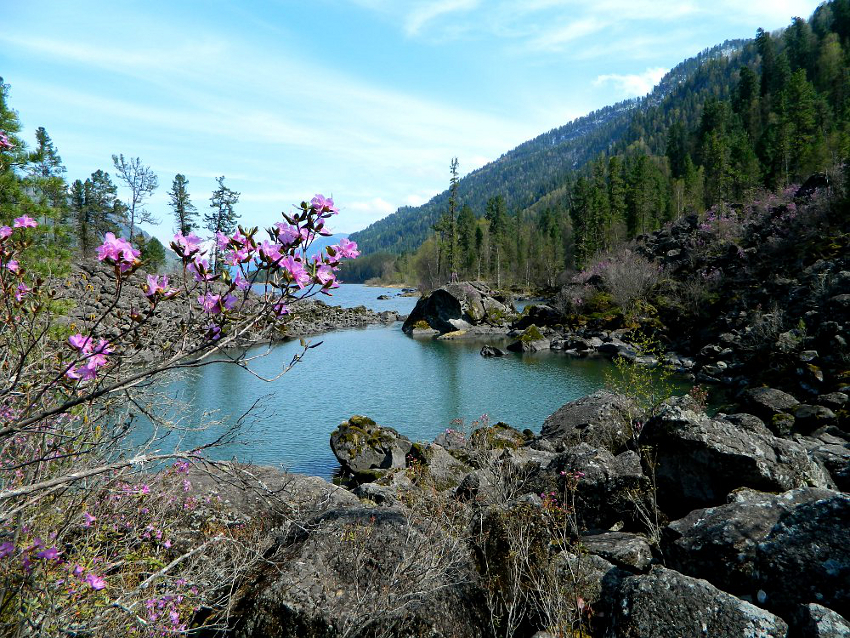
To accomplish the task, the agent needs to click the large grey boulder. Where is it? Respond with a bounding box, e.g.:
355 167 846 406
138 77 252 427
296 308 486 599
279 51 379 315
330 416 412 480
580 531 653 572
795 603 850 638
664 487 836 603
540 391 636 455
640 397 833 516
402 281 516 335
664 488 850 621
234 507 492 638
531 443 652 532
609 566 788 638
741 387 801 434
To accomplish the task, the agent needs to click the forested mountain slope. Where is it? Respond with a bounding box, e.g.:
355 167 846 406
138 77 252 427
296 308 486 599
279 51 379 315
349 40 746 256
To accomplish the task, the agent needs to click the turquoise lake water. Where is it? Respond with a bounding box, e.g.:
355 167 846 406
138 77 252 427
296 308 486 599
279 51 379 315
148 285 616 478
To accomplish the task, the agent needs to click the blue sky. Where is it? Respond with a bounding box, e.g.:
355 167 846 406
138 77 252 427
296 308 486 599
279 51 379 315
2 0 821 245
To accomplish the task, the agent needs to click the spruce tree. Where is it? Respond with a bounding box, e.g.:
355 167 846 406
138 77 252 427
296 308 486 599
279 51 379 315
168 174 197 235
206 176 240 272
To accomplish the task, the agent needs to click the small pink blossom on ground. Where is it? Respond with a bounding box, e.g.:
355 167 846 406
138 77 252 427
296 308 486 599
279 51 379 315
0 226 12 239
85 573 106 590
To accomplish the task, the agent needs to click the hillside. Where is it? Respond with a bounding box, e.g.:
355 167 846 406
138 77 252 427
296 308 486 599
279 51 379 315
350 39 747 256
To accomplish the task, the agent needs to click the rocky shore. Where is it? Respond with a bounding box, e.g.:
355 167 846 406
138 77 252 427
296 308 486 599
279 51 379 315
184 387 848 637
61 261 403 356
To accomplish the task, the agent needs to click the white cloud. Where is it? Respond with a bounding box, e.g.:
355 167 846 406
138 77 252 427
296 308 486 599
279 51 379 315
594 67 667 97
404 0 480 36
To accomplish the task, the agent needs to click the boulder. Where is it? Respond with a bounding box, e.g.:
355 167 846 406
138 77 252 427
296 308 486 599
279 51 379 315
234 507 492 638
608 566 788 638
330 416 413 480
794 432 850 491
754 492 850 619
794 603 850 638
408 443 470 490
640 397 833 516
540 391 636 455
512 304 562 330
794 404 838 432
480 345 507 357
741 387 801 434
506 324 550 352
664 487 837 605
531 443 652 532
402 282 516 335
186 463 359 529
580 531 653 572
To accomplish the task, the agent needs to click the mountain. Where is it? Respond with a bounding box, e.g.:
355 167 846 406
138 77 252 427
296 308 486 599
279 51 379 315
350 39 747 256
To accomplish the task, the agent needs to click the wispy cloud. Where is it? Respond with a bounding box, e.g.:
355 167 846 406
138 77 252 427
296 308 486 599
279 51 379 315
404 0 480 36
594 67 667 97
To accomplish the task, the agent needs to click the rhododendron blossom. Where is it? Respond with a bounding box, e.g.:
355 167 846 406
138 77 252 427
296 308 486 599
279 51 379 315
13 216 37 229
336 237 360 259
0 226 12 239
172 232 204 256
97 233 140 271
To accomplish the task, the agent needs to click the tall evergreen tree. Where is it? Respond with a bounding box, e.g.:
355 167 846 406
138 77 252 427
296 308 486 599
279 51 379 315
168 174 197 235
206 176 240 272
447 158 459 279
484 195 507 287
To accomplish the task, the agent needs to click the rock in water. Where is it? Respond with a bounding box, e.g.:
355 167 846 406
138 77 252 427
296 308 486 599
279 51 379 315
402 281 516 335
330 415 412 481
480 345 506 357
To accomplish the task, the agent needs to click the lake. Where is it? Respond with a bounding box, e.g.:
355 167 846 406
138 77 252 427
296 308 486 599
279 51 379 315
146 285 620 478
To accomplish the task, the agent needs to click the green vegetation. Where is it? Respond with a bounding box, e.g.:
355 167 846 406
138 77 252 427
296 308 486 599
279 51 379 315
352 1 850 290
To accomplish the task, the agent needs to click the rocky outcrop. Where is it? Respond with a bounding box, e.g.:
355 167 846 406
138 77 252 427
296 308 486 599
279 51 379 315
506 324 550 352
234 507 492 638
530 443 652 532
608 566 789 638
330 416 413 481
640 396 834 516
539 391 636 454
664 487 850 623
402 281 516 335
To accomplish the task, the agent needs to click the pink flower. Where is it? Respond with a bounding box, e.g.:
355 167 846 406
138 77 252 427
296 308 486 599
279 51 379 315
281 256 311 288
259 240 284 265
85 573 106 590
0 542 14 558
83 512 96 527
72 564 84 577
97 233 140 270
222 294 237 310
234 272 250 291
0 226 11 239
272 301 289 316
0 132 13 150
144 274 175 298
215 231 231 251
336 237 359 259
14 283 30 301
4 259 19 273
13 216 37 229
315 264 336 287
172 232 204 256
311 194 338 215
69 334 93 353
35 547 60 561
197 293 222 315
274 223 300 246
188 258 214 282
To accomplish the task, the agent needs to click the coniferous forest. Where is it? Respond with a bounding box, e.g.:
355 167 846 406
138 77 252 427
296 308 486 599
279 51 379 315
346 2 850 288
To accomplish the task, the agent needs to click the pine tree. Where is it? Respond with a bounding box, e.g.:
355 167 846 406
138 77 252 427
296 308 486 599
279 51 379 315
484 195 507 287
205 176 240 272
168 174 197 235
447 158 459 280
456 203 476 276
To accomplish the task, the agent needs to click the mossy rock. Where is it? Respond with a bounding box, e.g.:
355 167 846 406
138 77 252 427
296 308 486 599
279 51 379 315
519 324 544 343
410 319 431 330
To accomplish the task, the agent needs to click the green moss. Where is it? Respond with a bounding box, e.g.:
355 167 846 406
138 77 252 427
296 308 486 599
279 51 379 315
519 324 544 343
411 319 431 330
